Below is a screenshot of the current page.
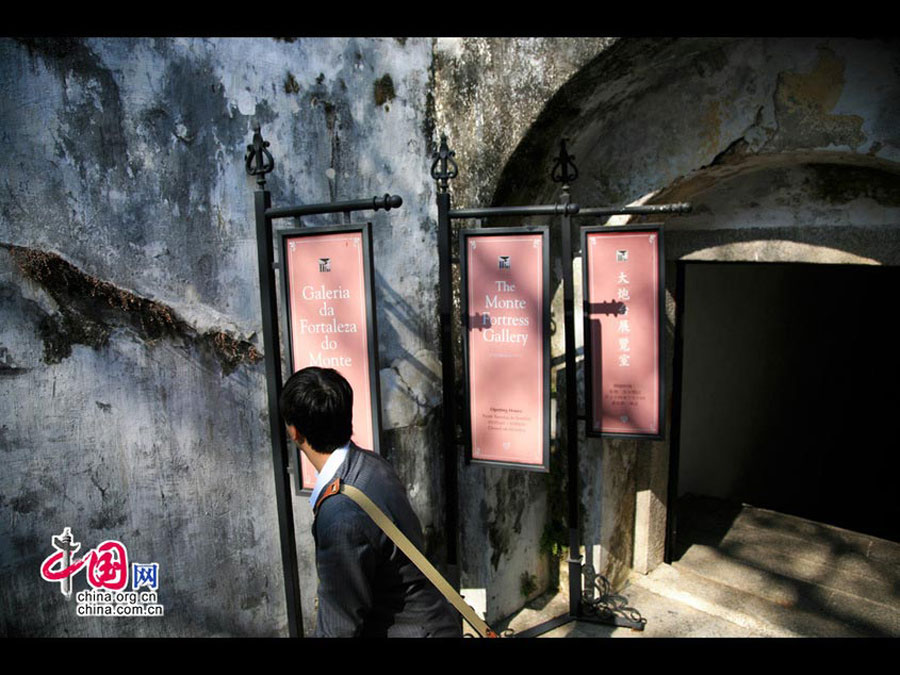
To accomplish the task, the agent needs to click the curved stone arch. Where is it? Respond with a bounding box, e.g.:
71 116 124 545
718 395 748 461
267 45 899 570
492 37 900 216
648 151 900 265
647 152 900 266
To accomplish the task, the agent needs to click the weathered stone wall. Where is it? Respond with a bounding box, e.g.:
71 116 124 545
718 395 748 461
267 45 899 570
433 37 615 209
0 37 439 636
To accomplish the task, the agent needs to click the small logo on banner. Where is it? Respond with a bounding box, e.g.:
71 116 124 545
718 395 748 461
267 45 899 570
40 527 164 617
616 250 629 262
498 256 510 270
318 258 331 273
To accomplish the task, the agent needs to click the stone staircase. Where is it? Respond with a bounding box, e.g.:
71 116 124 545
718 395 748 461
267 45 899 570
642 495 900 637
497 495 899 637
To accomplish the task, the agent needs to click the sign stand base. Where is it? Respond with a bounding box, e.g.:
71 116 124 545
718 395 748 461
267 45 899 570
513 564 646 637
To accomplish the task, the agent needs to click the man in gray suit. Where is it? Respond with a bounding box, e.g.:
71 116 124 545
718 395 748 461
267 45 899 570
280 366 462 637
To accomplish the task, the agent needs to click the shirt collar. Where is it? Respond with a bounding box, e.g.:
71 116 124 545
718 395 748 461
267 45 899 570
308 442 350 508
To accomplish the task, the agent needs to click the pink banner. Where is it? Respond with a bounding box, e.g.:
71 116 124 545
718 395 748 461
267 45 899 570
284 230 374 489
585 229 661 436
465 233 546 467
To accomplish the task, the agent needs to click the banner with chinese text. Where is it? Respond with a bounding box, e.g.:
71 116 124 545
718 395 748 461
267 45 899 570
280 224 382 490
460 228 550 471
582 226 665 439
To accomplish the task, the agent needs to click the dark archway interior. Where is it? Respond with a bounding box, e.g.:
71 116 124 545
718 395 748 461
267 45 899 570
677 260 900 542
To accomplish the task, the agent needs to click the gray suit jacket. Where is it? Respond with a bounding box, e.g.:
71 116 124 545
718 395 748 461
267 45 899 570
312 443 461 637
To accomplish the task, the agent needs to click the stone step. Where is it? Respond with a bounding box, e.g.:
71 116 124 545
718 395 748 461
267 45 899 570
501 568 773 638
676 500 900 610
677 498 900 570
677 534 898 606
673 546 900 636
631 563 801 637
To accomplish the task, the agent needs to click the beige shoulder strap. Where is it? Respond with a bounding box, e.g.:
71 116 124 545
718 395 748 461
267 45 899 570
340 482 498 638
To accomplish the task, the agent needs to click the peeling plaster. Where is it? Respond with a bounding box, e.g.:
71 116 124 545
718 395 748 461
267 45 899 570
769 46 866 151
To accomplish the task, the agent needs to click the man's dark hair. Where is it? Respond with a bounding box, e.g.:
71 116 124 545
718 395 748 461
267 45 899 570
279 367 353 453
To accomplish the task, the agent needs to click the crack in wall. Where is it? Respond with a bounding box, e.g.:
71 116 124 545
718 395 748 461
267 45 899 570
3 243 261 375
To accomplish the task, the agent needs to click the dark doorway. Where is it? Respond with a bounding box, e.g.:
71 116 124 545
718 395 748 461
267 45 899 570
672 260 900 545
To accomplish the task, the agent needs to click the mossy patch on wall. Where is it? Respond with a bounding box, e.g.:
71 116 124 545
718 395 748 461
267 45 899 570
5 244 260 374
373 73 395 108
284 72 300 94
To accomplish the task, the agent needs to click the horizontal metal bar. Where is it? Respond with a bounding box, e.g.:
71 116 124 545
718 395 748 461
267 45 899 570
579 613 647 631
449 203 580 219
577 202 692 217
513 614 574 638
266 194 402 219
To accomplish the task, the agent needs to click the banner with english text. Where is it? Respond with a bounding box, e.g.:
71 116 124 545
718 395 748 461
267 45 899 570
280 224 382 491
460 228 550 472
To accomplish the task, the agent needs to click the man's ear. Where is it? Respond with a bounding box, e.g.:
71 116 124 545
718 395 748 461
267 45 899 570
286 424 301 443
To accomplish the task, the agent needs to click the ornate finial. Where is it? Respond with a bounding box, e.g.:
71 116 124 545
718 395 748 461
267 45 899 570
430 133 458 193
245 122 275 188
551 138 578 186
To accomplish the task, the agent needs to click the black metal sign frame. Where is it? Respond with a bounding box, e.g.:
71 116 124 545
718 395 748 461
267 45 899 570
581 224 666 441
246 122 402 638
433 135 690 638
278 222 383 495
459 227 551 473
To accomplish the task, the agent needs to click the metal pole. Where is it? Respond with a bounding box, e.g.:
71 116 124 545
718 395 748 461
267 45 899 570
254 187 304 638
550 138 585 619
246 122 304 637
266 194 402 220
438 190 459 587
431 135 461 589
578 203 691 217
559 185 584 619
450 203 580 219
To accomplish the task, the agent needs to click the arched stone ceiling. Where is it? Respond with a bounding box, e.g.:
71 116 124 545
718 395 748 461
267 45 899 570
493 37 900 219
